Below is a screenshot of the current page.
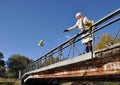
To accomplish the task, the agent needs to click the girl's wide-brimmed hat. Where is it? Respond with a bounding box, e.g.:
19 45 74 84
75 12 82 17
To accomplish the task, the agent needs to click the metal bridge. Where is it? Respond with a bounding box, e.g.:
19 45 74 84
21 8 120 85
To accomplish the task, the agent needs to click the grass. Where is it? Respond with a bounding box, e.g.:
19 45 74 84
0 78 20 85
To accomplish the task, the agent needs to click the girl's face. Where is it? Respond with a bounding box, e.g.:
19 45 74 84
76 15 81 20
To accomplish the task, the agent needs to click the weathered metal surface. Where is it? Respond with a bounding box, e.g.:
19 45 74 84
27 61 120 79
23 43 120 83
24 52 92 76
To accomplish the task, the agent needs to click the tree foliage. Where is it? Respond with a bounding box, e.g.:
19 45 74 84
0 52 5 77
0 52 4 59
95 33 114 50
7 54 32 78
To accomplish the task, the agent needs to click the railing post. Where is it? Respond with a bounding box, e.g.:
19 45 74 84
91 26 96 59
19 70 22 85
58 46 62 61
70 39 75 57
49 51 53 64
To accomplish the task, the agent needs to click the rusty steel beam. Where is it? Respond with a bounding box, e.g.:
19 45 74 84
26 61 120 78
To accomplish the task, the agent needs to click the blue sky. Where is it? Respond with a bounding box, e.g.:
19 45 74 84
0 0 120 61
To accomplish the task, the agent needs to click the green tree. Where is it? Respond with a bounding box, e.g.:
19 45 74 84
0 52 4 59
0 52 5 77
7 54 32 78
95 33 113 50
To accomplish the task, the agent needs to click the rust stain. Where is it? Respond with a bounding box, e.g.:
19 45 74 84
31 61 120 79
103 62 120 71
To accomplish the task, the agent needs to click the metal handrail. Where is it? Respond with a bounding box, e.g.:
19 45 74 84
22 8 120 75
94 8 120 26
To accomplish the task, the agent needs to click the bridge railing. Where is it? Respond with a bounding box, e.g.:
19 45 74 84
22 8 120 75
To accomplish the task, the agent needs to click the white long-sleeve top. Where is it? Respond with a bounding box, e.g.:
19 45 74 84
67 16 90 32
67 16 92 44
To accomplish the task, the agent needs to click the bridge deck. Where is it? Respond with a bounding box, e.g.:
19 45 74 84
24 52 92 75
